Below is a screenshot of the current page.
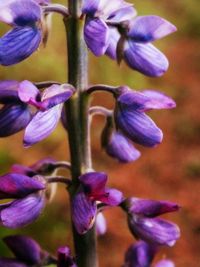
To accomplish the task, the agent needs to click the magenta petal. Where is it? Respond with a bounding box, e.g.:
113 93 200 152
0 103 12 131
4 235 42 265
84 17 109 56
24 105 62 147
100 188 123 206
155 259 175 267
128 16 177 42
0 194 45 228
79 172 107 196
18 80 40 103
72 192 97 234
0 173 45 199
124 41 169 77
11 164 37 176
0 258 27 267
128 198 180 217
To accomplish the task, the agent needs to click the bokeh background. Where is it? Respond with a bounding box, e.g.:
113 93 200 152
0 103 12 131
0 0 200 266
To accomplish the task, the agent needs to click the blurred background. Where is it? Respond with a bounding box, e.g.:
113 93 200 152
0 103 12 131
0 0 200 266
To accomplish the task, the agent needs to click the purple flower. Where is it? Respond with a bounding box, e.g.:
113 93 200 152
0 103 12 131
123 241 156 267
0 0 44 65
72 172 123 234
114 87 176 147
101 116 141 163
0 173 46 228
57 247 77 267
82 0 136 56
125 197 180 246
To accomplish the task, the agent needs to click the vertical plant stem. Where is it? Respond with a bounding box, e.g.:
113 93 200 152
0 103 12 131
64 1 98 267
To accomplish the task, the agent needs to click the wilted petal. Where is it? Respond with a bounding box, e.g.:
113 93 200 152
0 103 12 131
124 241 156 267
128 16 176 42
24 105 62 147
0 258 27 267
18 80 40 103
0 104 32 137
124 41 169 77
0 27 42 66
155 259 175 267
129 216 180 246
57 247 77 267
0 173 45 199
4 235 42 265
127 198 179 217
115 107 163 147
79 172 107 197
0 0 41 26
84 17 109 56
0 194 45 228
72 192 97 234
141 90 176 110
96 212 107 235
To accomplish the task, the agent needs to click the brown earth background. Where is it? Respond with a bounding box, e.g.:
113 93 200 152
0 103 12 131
0 0 200 266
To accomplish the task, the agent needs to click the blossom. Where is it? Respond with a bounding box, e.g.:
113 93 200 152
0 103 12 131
114 87 176 147
82 0 136 56
72 172 123 234
125 197 180 246
101 116 141 163
0 173 46 228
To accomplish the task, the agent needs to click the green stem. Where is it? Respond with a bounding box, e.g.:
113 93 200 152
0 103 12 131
64 1 98 267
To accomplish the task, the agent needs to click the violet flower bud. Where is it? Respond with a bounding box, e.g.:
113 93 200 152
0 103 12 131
114 87 176 147
72 172 123 234
125 197 180 247
101 116 141 163
57 247 77 267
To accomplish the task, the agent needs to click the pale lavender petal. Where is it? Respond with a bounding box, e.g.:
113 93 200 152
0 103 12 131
24 105 62 147
141 90 176 110
0 104 32 137
128 16 177 42
124 41 169 77
0 27 42 66
4 235 42 265
84 17 109 56
155 259 175 267
124 241 156 267
72 192 97 234
108 5 136 23
0 194 45 228
105 27 120 60
96 212 107 235
129 217 180 246
115 107 163 147
0 0 41 26
0 258 27 267
18 80 40 103
98 0 131 18
128 198 179 217
82 0 99 15
0 173 45 199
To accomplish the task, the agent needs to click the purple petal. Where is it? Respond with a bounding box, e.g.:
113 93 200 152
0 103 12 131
129 217 180 247
18 80 40 104
117 90 149 109
124 241 156 267
72 191 97 234
128 198 180 217
115 107 163 147
0 80 19 90
82 0 99 15
101 188 123 206
40 84 74 110
57 247 77 267
0 104 32 137
84 17 109 56
0 258 27 267
124 41 169 77
11 164 37 176
79 172 107 197
0 27 42 66
101 124 141 163
155 259 175 267
108 5 136 23
4 235 42 265
98 0 132 18
128 16 177 42
24 105 62 147
0 194 45 228
0 173 45 199
0 0 41 26
141 90 176 110
96 212 107 235
105 27 120 60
